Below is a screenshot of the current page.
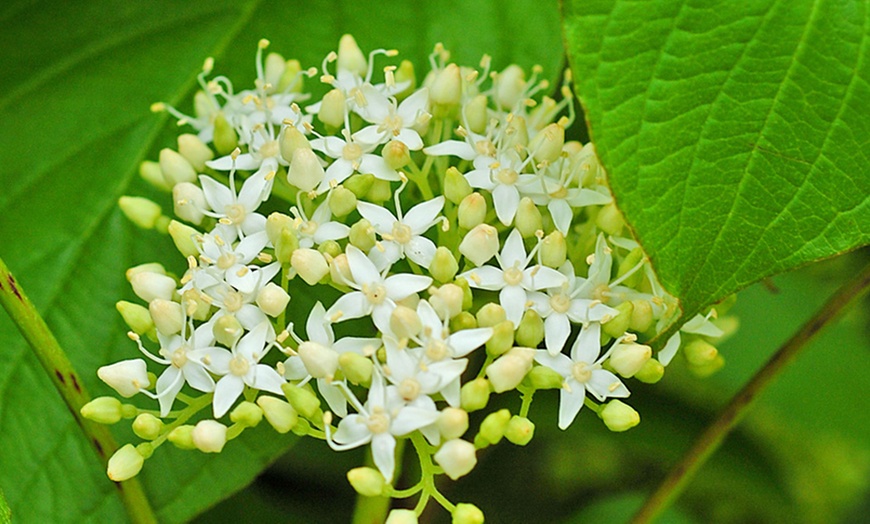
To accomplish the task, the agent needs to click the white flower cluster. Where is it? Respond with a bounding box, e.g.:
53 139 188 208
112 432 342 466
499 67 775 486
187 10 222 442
95 36 731 520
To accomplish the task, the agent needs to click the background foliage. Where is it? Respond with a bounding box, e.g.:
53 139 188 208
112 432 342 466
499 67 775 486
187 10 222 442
0 1 866 522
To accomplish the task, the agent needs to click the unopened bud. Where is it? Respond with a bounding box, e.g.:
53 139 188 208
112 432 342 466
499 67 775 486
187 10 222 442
264 52 286 91
288 148 325 192
265 213 293 246
603 301 633 338
130 271 176 303
365 178 392 203
347 467 386 497
339 352 374 386
503 115 529 151
430 63 462 107
485 320 515 357
119 196 163 229
464 94 489 134
444 167 472 204
329 253 353 284
540 230 567 268
452 503 485 524
608 343 652 378
280 125 312 162
276 228 299 266
459 224 498 266
167 220 200 257
140 160 171 192
279 59 304 93
298 341 339 379
167 425 197 449
600 400 640 432
149 299 184 336
460 378 491 412
495 65 526 109
317 88 346 129
213 314 243 347
228 401 263 428
504 415 535 445
634 358 665 384
429 283 464 320
98 359 149 398
524 365 564 390
437 407 469 440
596 203 625 236
389 305 421 339
116 301 154 336
434 439 477 480
107 444 144 481
393 60 417 99
458 193 487 229
337 34 367 75
476 303 507 328
349 219 376 252
382 139 410 170
256 396 298 433
328 186 357 217
629 300 654 333
192 420 228 453
486 347 534 393
159 148 197 186
81 397 123 424
132 413 164 440
449 311 477 332
281 384 322 419
478 408 511 444
256 282 290 317
515 309 544 348
344 173 374 198
292 248 329 285
212 113 238 155
515 198 542 238
617 248 645 289
529 123 565 164
430 247 459 283
385 509 418 524
177 133 214 171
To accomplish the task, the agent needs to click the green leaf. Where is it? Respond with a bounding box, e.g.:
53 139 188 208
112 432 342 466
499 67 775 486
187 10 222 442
563 0 870 327
0 1 562 522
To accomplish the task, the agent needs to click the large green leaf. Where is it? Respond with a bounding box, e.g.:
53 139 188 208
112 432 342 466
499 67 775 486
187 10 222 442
563 0 870 327
0 1 562 522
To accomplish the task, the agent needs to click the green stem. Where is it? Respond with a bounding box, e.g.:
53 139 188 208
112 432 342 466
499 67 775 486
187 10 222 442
631 261 870 524
351 439 406 524
0 257 157 524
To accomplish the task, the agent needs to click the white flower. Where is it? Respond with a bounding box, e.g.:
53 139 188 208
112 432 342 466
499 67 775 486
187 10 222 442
325 245 432 333
152 324 218 416
198 167 271 238
658 312 725 366
525 162 612 234
290 199 350 249
463 149 537 225
357 195 444 269
193 225 271 294
311 134 401 193
353 85 429 149
534 323 629 430
459 229 565 326
383 337 467 409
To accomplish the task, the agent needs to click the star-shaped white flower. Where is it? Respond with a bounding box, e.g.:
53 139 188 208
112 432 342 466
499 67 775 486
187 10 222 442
198 167 271 238
310 134 401 193
357 195 444 270
534 323 629 430
464 149 538 226
290 199 350 249
193 225 271 294
353 85 429 149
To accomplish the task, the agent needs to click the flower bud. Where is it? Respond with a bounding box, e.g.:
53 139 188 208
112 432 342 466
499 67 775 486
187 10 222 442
495 65 526 109
317 88 346 129
429 283 464 320
504 415 535 446
596 203 625 236
264 213 292 246
347 467 386 497
329 253 353 285
444 167 472 204
209 312 241 345
279 58 304 92
349 219 376 252
288 148 325 192
629 300 654 333
385 509 418 524
116 301 154 336
98 359 148 398
256 396 298 433
130 271 176 303
292 248 329 285
452 503 485 524
337 34 367 75
602 301 633 339
459 224 498 266
540 230 567 268
192 420 227 453
515 198 542 238
430 63 462 107
167 220 200 258
328 186 357 217
298 341 339 379
81 397 123 424
460 378 491 412
503 115 529 151
167 425 197 449
132 413 164 440
229 401 264 428
339 352 374 386
159 148 197 186
276 227 299 266
449 311 477 332
344 173 374 198
437 407 469 440
486 347 534 393
119 196 162 230
476 303 506 327
515 309 544 348
177 133 214 171
600 400 640 432
264 52 286 91
149 299 184 336
429 247 459 284
485 320 515 357
528 123 565 164
617 248 645 289
458 193 487 230
107 444 144 482
478 408 511 445
394 59 417 99
688 353 725 377
280 125 312 163
382 139 410 170
126 262 166 280
524 365 564 390
282 384 322 419
435 439 477 480
389 305 422 339
140 160 171 192
212 113 238 155
256 282 290 317
608 343 652 378
365 178 392 203
634 358 665 384
464 94 489 134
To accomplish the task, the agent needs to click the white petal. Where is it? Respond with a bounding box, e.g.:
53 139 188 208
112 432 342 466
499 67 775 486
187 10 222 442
156 367 183 417
251 364 286 394
558 386 586 430
182 363 216 393
326 292 371 323
357 202 398 234
318 379 348 417
384 274 432 301
446 327 493 358
658 332 681 366
403 196 444 233
213 375 245 418
492 184 520 225
394 128 423 151
544 314 571 356
199 175 233 212
371 433 397 482
499 285 527 326
353 125 386 146
571 323 601 364
461 266 505 291
522 265 567 291
586 369 629 401
424 140 476 160
549 199 574 234
306 303 331 345
500 229 527 269
238 169 269 210
333 415 372 446
346 245 381 286
313 222 350 243
534 350 573 377
464 168 494 190
359 155 401 181
405 235 437 268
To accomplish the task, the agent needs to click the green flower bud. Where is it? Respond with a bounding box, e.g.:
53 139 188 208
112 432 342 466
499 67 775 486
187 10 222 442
431 63 462 107
167 425 197 450
288 148 325 192
129 270 175 303
347 467 386 497
430 247 459 283
540 230 567 268
256 282 291 317
523 365 564 390
213 113 238 155
495 65 526 110
463 94 489 135
282 383 322 419
339 352 374 386
349 219 377 252
131 413 163 440
107 444 144 482
181 288 211 321
455 277 474 310
435 439 477 480
479 408 511 445
278 58 304 93
280 125 312 163
429 283 464 319
444 166 472 204
337 34 367 75
485 320 515 357
213 314 243 347
298 341 339 379
318 239 342 259
167 220 200 257
390 305 422 339
291 417 311 436
159 148 197 187
504 415 535 446
192 420 227 453
119 196 163 229
292 248 329 285
328 186 357 218
256 396 298 433
617 248 645 289
382 139 410 170
98 359 149 398
276 227 299 266
629 300 654 333
393 60 417 100
608 343 652 378
139 160 171 192
344 173 374 198
514 198 542 238
437 407 469 440
264 52 286 91
486 347 534 393
452 503 485 524
688 353 726 377
365 178 392 203
265 212 293 246
503 115 529 151
149 298 184 336
634 358 665 384
386 509 418 524
600 400 640 432
603 301 634 339
459 224 500 267
229 401 264 428
177 133 214 171
515 309 544 348
458 193 486 229
476 303 507 328
116 301 154 336
81 397 123 424
460 378 491 412
529 123 564 164
596 203 625 236
449 311 478 332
